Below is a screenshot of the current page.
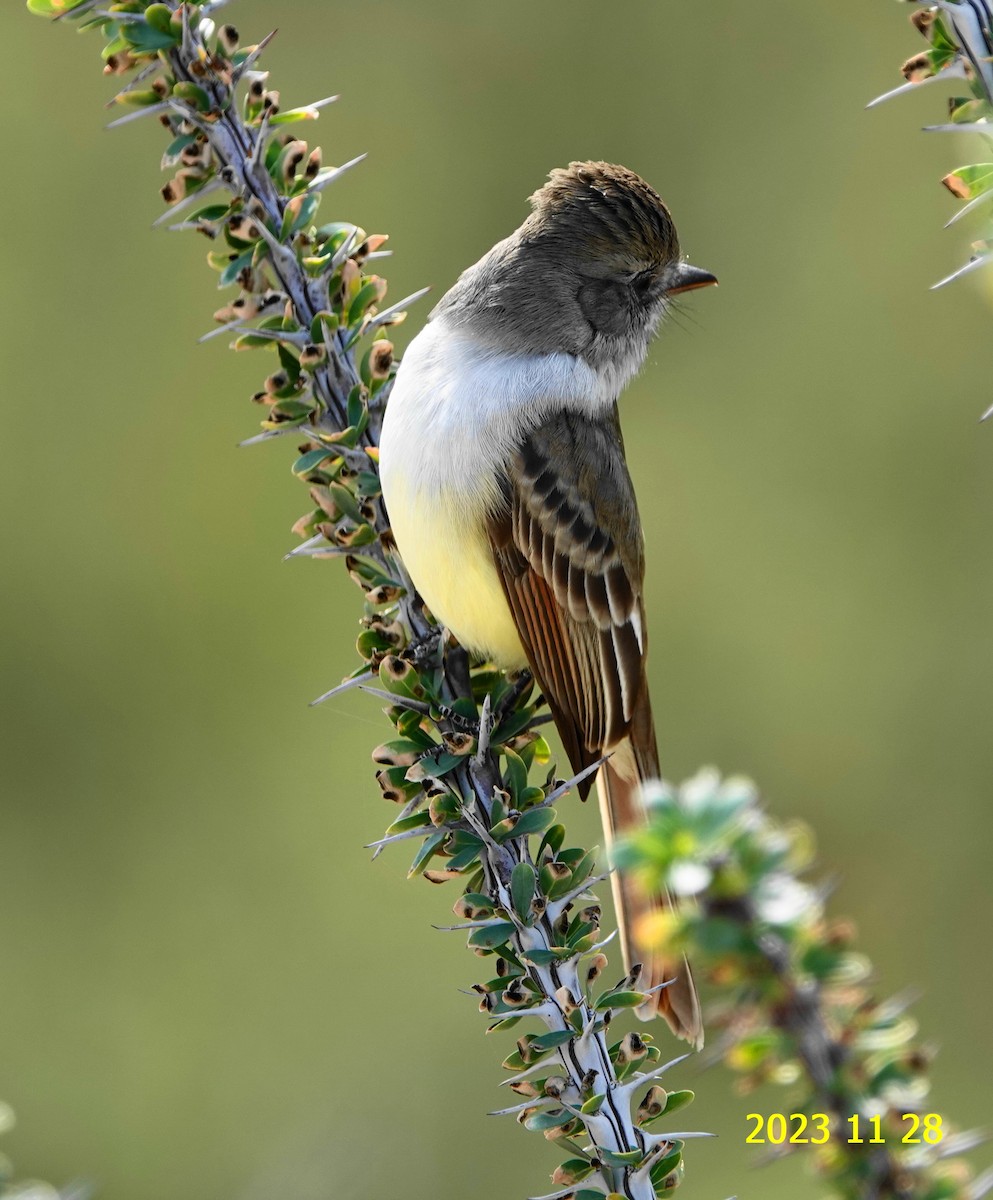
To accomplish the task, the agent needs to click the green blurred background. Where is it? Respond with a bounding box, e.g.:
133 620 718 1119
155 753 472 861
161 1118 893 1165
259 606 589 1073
2 2 991 1197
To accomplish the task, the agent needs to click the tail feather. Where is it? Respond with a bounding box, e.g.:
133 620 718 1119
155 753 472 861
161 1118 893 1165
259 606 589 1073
597 744 703 1049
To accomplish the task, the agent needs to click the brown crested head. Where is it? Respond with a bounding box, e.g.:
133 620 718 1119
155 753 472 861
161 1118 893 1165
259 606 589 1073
524 161 680 279
433 161 716 370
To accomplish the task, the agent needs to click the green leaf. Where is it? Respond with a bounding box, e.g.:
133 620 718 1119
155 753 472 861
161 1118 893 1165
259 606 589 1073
523 1108 574 1133
408 751 461 780
116 89 167 108
537 824 565 860
145 5 174 33
510 862 536 923
599 1148 644 1169
594 989 648 1011
279 191 322 240
292 447 334 477
290 192 321 234
385 812 432 836
310 310 339 341
266 398 313 422
662 1088 695 1117
123 22 178 52
190 203 231 224
467 921 516 951
346 386 367 430
173 81 211 112
502 747 528 801
377 656 422 699
328 482 362 523
269 105 324 125
164 133 197 157
491 805 555 844
26 0 86 14
943 163 993 201
511 806 556 840
491 706 535 743
520 948 569 967
276 342 302 384
569 848 598 889
219 248 255 288
580 1092 605 1115
930 14 960 55
445 841 482 872
530 1029 574 1052
347 279 385 326
407 831 445 878
487 1016 523 1033
553 1159 593 1185
650 1147 682 1185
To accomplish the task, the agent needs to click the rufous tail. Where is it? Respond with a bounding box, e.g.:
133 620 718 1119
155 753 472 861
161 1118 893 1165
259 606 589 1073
596 738 703 1049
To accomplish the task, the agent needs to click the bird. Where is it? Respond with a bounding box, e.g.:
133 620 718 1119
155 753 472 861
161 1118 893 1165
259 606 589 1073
378 161 717 1046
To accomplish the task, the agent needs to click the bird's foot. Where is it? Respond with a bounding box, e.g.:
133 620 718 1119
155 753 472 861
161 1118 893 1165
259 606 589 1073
495 668 534 720
403 626 442 667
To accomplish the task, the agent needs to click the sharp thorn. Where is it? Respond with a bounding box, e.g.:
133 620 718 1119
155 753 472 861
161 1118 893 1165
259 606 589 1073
283 534 343 560
432 920 505 932
866 64 967 109
365 286 432 331
541 755 611 806
657 1131 716 1140
309 672 373 706
232 29 278 80
55 0 102 20
943 186 993 228
198 317 245 344
365 827 433 850
154 178 225 228
165 98 210 133
615 1053 693 1093
306 153 367 195
937 1128 989 1158
106 101 172 130
355 685 433 714
925 122 993 135
105 61 160 106
969 1166 993 1200
931 253 993 289
249 110 274 173
327 226 362 272
238 428 295 447
181 2 194 57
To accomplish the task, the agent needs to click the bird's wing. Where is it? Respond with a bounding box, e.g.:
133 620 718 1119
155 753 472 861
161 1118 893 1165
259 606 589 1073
487 406 702 1046
486 406 656 792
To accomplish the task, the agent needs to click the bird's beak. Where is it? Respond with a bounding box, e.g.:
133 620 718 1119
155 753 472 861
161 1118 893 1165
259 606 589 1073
667 262 719 295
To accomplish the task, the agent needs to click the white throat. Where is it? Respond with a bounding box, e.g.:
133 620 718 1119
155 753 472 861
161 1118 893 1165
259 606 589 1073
379 315 643 501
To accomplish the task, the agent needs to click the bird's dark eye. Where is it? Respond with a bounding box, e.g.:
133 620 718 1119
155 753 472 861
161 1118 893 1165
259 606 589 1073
630 269 655 296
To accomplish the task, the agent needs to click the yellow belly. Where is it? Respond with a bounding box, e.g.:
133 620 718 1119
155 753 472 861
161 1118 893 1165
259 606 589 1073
388 477 526 669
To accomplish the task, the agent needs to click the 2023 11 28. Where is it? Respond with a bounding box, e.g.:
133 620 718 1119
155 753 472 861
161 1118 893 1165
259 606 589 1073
746 1113 943 1145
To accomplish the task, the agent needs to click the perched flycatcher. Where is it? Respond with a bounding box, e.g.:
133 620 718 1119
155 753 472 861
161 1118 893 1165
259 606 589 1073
379 161 717 1047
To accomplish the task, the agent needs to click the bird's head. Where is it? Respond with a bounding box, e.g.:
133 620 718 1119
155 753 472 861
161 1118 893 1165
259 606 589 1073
436 161 716 379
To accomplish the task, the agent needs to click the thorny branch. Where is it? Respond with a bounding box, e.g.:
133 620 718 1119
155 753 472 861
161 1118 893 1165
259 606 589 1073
27 2 705 1197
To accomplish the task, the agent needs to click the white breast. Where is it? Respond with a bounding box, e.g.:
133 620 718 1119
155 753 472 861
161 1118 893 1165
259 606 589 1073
378 317 624 665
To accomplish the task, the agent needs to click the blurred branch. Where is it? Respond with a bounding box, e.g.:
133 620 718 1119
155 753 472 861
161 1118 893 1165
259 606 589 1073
869 3 993 316
25 3 704 1197
618 770 991 1200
